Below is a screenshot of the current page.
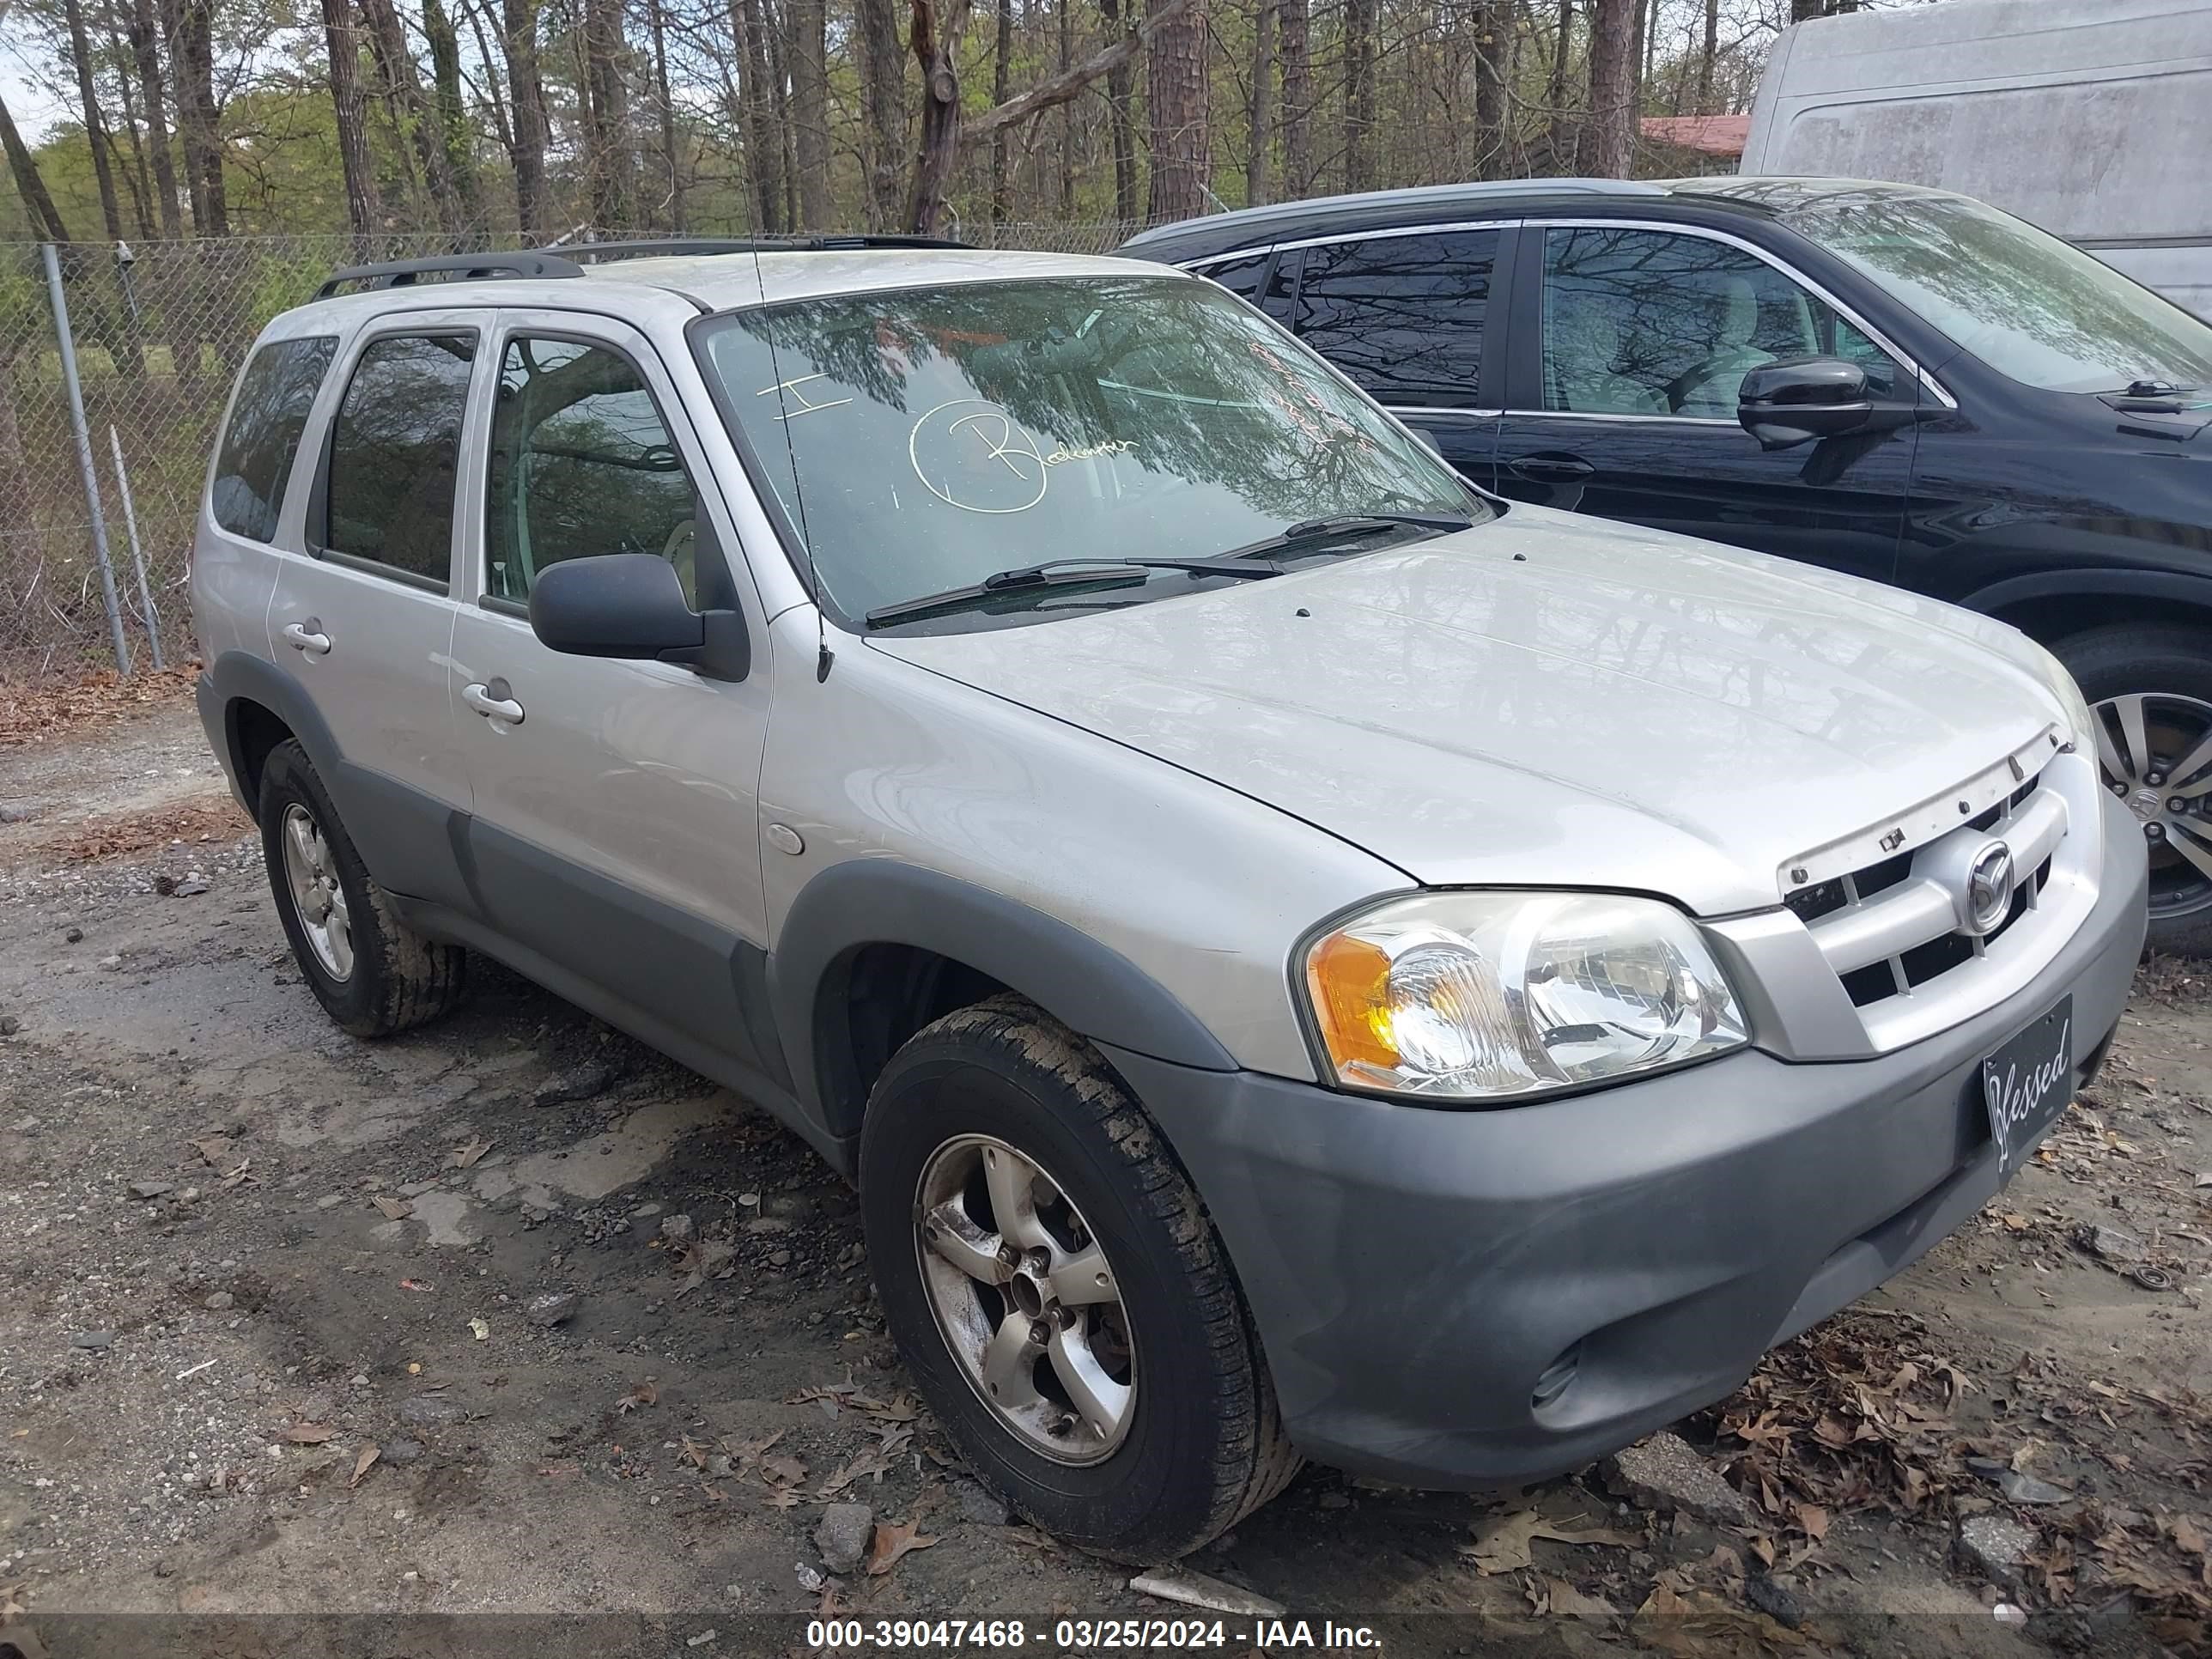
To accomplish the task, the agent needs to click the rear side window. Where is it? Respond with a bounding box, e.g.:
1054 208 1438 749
321 334 476 585
1194 252 1271 307
210 337 336 542
1291 229 1502 408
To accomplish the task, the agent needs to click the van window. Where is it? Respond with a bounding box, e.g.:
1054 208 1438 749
321 334 476 585
485 337 703 604
1291 230 1501 408
210 337 336 542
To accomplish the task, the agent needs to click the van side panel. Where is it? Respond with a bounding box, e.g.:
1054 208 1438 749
1742 0 2212 318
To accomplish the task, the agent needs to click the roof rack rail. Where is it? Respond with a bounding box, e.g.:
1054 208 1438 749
547 234 971 263
316 252 585 300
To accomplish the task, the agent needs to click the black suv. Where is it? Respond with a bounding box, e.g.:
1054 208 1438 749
1123 177 2212 952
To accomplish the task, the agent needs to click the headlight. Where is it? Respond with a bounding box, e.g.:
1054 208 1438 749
1302 891 1747 1102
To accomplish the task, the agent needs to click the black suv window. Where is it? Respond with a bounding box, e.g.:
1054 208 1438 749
1289 229 1502 408
321 333 476 586
485 337 702 604
211 337 336 542
1195 252 1272 307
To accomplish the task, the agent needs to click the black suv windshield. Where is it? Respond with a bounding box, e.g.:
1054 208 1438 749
694 276 1484 624
1737 182 2212 395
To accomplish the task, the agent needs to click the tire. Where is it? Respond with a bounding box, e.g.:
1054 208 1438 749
258 740 467 1036
860 994 1298 1560
2054 623 2212 959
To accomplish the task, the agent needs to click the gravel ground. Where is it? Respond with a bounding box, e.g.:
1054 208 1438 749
1 691 2208 1659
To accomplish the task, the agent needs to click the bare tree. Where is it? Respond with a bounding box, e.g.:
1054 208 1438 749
60 0 128 240
731 0 785 231
856 0 908 230
1146 0 1209 221
423 0 483 222
501 0 549 236
1246 0 1273 206
162 0 227 234
1100 0 1137 222
125 0 182 236
991 0 1013 222
1279 0 1309 197
791 0 831 228
0 85 73 241
1342 0 1373 190
1546 0 1577 165
359 0 463 227
1697 0 1719 107
1472 0 1506 173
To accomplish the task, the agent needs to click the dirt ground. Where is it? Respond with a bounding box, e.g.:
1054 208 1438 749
2 688 2209 1659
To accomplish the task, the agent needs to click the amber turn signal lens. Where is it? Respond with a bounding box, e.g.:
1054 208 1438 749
1306 930 1398 1071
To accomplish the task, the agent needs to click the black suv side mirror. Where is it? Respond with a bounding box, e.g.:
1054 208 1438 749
1737 357 1875 450
529 553 750 682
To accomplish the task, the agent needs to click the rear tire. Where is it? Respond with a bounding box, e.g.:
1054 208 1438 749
860 994 1297 1560
2055 623 2212 959
258 740 467 1036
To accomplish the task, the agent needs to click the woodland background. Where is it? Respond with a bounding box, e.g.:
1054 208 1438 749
0 0 1942 676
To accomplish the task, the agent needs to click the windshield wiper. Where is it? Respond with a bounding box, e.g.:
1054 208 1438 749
865 557 1279 628
1212 512 1474 564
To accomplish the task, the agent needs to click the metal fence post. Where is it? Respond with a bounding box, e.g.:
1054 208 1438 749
109 425 166 671
40 241 133 678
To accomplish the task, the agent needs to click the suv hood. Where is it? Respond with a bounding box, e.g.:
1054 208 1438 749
870 507 2072 916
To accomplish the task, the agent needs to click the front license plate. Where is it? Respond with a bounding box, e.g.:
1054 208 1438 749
1981 995 2073 1174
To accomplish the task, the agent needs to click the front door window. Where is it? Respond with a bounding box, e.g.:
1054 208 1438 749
1539 227 1902 418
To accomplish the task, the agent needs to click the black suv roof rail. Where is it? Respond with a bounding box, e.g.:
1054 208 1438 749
548 234 972 262
314 251 586 299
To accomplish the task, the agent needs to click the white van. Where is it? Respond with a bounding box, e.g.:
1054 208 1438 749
1742 0 2212 318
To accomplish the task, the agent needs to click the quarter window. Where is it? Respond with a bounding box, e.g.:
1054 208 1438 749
322 334 475 584
1540 226 1903 417
210 337 336 542
1290 230 1502 408
1194 252 1272 307
484 337 702 604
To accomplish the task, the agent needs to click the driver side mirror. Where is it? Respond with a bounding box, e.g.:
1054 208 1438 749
529 553 750 682
1737 356 1875 450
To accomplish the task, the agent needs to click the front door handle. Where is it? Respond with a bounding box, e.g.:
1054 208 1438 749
281 620 331 655
1508 453 1595 483
462 679 525 726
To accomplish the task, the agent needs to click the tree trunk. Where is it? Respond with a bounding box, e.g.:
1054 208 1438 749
1057 0 1074 216
905 0 969 234
766 0 799 231
105 15 158 239
1245 0 1273 206
856 0 907 231
1278 0 1308 196
0 86 71 241
645 0 682 226
125 0 182 237
1546 0 1575 166
731 0 784 232
990 0 1013 224
1790 0 1824 21
501 0 548 237
791 0 831 228
321 0 382 244
1099 0 1137 223
580 0 631 228
1577 0 1634 176
1341 0 1371 190
1472 0 1506 174
359 0 462 228
423 0 483 223
61 0 127 241
1697 0 1719 107
1146 0 1208 222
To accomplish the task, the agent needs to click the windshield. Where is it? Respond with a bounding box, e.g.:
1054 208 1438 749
1775 185 2212 394
694 276 1483 625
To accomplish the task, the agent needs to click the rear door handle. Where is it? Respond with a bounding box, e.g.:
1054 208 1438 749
281 620 331 655
462 679 525 726
1507 454 1595 483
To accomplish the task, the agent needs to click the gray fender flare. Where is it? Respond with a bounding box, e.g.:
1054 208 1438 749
769 860 1237 1139
206 649 346 814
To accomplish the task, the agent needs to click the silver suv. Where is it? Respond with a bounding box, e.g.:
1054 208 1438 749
191 242 2147 1559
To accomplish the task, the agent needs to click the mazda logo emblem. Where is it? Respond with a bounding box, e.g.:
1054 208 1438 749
1966 842 2016 936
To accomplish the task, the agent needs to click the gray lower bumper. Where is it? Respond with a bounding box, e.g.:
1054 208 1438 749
1109 819 2148 1490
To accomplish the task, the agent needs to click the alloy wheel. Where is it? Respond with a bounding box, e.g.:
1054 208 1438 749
280 802 355 981
913 1134 1135 1465
2092 691 2212 920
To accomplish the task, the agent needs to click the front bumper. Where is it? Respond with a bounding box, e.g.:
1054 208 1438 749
1109 795 2148 1489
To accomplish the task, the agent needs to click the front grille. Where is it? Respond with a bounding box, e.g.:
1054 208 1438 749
1786 758 2070 1023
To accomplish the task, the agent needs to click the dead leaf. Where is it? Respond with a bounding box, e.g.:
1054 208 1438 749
283 1423 334 1443
1793 1503 1829 1542
2175 1515 2209 1557
617 1380 659 1413
1631 1583 1813 1657
1462 1510 1640 1576
817 1449 894 1497
191 1135 234 1167
468 1316 490 1341
219 1158 255 1188
865 1518 940 1575
760 1455 808 1486
348 1444 380 1488
448 1137 494 1170
1542 1576 1620 1621
371 1194 414 1220
678 1435 709 1470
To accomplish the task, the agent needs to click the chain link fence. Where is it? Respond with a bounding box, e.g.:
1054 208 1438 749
0 222 1134 686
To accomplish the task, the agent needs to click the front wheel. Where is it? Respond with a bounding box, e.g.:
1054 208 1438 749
859 995 1297 1559
2056 624 2212 957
